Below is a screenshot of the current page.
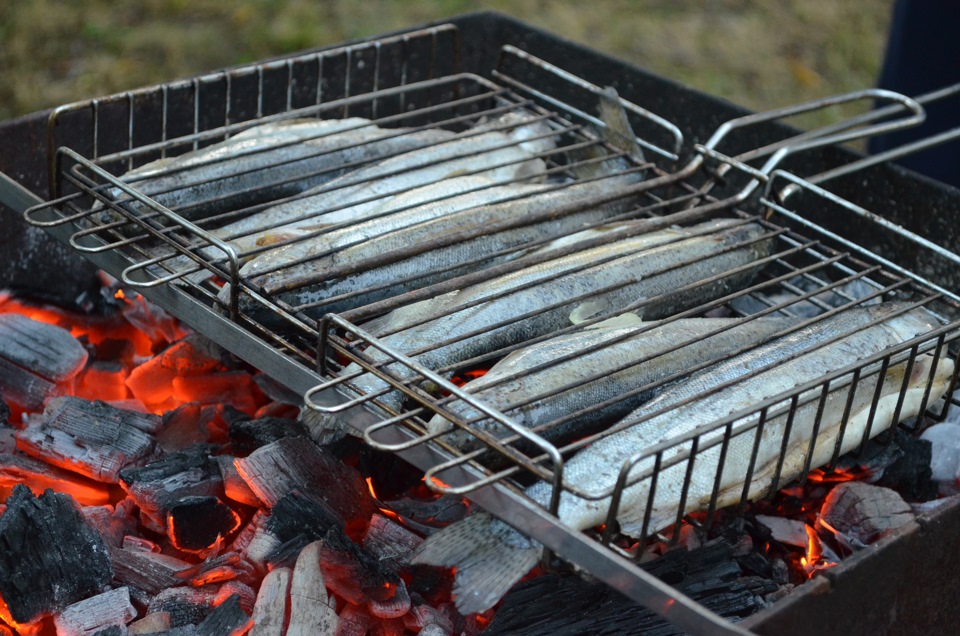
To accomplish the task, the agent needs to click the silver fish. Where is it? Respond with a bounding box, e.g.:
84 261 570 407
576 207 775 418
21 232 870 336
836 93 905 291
226 162 646 317
428 316 798 452
237 175 552 280
110 117 454 222
412 303 954 614
343 219 773 414
206 111 557 260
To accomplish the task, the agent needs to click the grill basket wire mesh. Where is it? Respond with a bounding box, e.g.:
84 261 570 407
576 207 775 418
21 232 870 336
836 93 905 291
17 20 960 634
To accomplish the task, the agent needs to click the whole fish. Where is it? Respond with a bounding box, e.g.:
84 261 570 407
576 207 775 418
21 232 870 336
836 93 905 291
109 117 454 222
427 316 799 452
222 161 646 317
238 175 552 280
341 219 773 414
412 303 954 614
205 111 557 260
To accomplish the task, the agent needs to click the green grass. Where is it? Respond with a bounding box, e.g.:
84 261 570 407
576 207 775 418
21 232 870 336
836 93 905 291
0 0 892 131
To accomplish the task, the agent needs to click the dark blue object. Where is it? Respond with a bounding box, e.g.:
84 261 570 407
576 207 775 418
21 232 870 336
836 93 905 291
870 0 960 188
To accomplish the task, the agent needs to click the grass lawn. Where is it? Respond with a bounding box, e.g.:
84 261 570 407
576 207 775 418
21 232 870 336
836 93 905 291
0 1 892 130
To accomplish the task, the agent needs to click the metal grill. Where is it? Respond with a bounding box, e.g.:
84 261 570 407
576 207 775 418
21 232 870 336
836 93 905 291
17 21 960 635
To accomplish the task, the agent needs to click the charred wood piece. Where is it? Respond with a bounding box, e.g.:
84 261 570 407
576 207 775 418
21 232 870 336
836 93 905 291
166 496 241 553
0 313 88 382
195 594 252 636
17 397 157 482
233 436 376 525
53 586 136 636
287 541 337 636
228 417 309 455
249 566 291 636
0 484 112 624
0 452 111 506
110 545 192 596
819 481 916 549
0 355 58 411
119 444 223 519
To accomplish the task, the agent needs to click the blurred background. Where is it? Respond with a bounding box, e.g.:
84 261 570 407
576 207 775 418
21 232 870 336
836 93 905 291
0 0 892 124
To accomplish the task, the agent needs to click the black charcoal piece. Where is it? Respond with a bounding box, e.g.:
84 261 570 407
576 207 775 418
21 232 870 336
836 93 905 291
0 355 57 410
110 546 192 595
0 396 9 424
17 396 157 482
265 491 344 561
228 417 308 455
0 313 88 382
195 594 251 636
168 496 240 552
0 484 112 624
119 444 222 518
93 627 125 636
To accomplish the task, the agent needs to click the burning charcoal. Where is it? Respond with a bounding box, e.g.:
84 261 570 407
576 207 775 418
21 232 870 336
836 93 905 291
128 612 171 635
110 545 192 595
179 552 258 590
17 397 157 482
156 403 217 452
0 313 88 382
148 587 220 628
402 604 455 635
0 452 111 506
287 541 337 636
216 456 261 507
314 527 406 613
921 422 960 494
362 513 423 568
335 604 372 636
126 335 224 408
0 396 9 425
53 587 136 636
872 429 936 501
228 417 309 455
0 485 112 624
119 444 223 519
83 499 141 548
76 361 130 402
93 627 125 636
166 496 241 553
819 481 916 549
754 515 810 549
0 355 58 410
249 566 291 636
195 594 252 636
233 436 376 526
173 372 257 414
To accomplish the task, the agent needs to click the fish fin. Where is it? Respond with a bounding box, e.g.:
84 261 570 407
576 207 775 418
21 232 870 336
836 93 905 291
597 86 645 162
412 512 542 614
569 300 612 324
585 312 644 330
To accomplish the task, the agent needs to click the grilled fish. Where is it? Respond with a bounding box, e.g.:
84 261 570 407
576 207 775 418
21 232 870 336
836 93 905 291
222 158 646 317
238 175 552 280
206 111 557 260
428 316 798 452
110 117 454 222
342 219 773 414
413 303 954 614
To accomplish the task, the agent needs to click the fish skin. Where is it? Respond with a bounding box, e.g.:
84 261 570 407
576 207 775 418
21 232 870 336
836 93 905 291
237 175 552 279
227 163 646 317
412 303 954 614
342 219 773 413
112 117 453 222
206 112 557 260
427 316 799 452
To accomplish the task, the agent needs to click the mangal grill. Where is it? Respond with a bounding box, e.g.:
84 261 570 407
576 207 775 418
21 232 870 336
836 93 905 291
3 13 960 636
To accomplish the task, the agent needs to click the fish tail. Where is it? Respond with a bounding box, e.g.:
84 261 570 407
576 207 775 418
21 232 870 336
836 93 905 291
411 512 542 614
598 86 645 162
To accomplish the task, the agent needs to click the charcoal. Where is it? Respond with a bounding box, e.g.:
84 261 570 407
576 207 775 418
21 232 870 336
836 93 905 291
234 436 376 526
148 588 216 628
383 494 469 535
126 335 224 407
228 417 309 455
177 551 258 589
157 403 216 452
264 492 343 564
250 566 291 636
128 612 171 634
217 456 261 507
0 354 58 410
362 513 423 568
316 526 402 606
119 444 222 518
0 313 88 382
93 627 125 636
819 481 916 548
110 545 192 595
53 587 136 636
17 397 157 482
0 396 8 424
0 452 112 506
195 594 252 636
287 541 337 636
0 484 112 624
873 429 936 501
167 496 240 552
